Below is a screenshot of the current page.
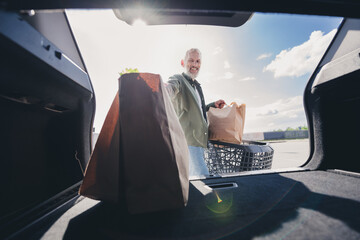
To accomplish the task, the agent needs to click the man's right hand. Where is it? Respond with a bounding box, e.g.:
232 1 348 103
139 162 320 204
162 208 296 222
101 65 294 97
215 99 226 109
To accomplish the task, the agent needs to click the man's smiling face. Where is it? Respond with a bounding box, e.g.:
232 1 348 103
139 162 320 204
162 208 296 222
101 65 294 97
182 50 201 79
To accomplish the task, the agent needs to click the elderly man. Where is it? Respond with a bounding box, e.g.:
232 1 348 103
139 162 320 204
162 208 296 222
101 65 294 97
166 48 226 176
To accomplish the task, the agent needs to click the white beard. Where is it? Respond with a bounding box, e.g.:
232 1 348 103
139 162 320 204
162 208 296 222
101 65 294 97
186 68 200 79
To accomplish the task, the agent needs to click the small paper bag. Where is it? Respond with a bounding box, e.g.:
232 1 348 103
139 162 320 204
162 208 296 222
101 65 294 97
208 102 246 144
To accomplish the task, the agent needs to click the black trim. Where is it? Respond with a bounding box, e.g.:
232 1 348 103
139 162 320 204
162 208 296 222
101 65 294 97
64 10 96 154
1 1 360 18
0 182 81 239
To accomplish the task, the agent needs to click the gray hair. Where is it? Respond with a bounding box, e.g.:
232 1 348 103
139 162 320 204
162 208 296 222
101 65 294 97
184 48 202 61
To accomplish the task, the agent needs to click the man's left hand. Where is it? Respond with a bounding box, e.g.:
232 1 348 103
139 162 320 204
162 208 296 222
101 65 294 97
215 99 226 109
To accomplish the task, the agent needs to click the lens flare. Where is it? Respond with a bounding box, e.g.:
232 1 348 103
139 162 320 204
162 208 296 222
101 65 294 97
215 191 223 203
205 190 233 214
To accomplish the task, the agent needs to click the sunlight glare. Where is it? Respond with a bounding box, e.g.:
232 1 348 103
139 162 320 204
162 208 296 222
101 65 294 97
132 19 147 27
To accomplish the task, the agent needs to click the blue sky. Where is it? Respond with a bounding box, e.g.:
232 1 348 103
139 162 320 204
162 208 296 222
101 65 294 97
67 10 342 133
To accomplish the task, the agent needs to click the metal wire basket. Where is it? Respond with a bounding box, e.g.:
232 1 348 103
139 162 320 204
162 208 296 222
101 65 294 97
205 140 274 174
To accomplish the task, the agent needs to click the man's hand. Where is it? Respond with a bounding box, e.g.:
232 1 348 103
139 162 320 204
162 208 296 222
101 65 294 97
215 99 226 109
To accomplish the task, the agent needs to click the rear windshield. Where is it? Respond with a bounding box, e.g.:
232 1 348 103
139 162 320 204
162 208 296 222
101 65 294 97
67 10 342 176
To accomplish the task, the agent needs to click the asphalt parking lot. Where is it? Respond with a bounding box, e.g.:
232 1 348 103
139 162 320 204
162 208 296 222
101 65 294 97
92 134 309 170
267 139 310 169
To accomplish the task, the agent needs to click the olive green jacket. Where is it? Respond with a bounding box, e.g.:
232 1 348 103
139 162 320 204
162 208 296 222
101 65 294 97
167 73 215 148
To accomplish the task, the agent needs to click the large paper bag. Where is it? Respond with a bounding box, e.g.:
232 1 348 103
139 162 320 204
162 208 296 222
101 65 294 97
79 92 120 202
208 102 246 144
80 73 189 214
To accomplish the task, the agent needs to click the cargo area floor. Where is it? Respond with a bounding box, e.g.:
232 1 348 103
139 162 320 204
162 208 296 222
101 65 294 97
12 170 360 240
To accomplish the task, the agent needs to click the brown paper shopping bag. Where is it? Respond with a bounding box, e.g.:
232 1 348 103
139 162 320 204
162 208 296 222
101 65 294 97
80 73 189 214
208 102 246 144
79 93 120 202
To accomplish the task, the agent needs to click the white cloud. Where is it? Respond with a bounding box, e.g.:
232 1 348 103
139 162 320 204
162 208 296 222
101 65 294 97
257 53 272 60
225 72 234 79
244 96 306 132
239 76 256 82
219 72 234 80
253 95 303 118
224 60 230 69
257 109 279 116
264 29 337 78
212 46 223 55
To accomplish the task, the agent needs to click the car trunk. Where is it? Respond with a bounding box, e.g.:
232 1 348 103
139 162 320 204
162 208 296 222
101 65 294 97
1 1 360 239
